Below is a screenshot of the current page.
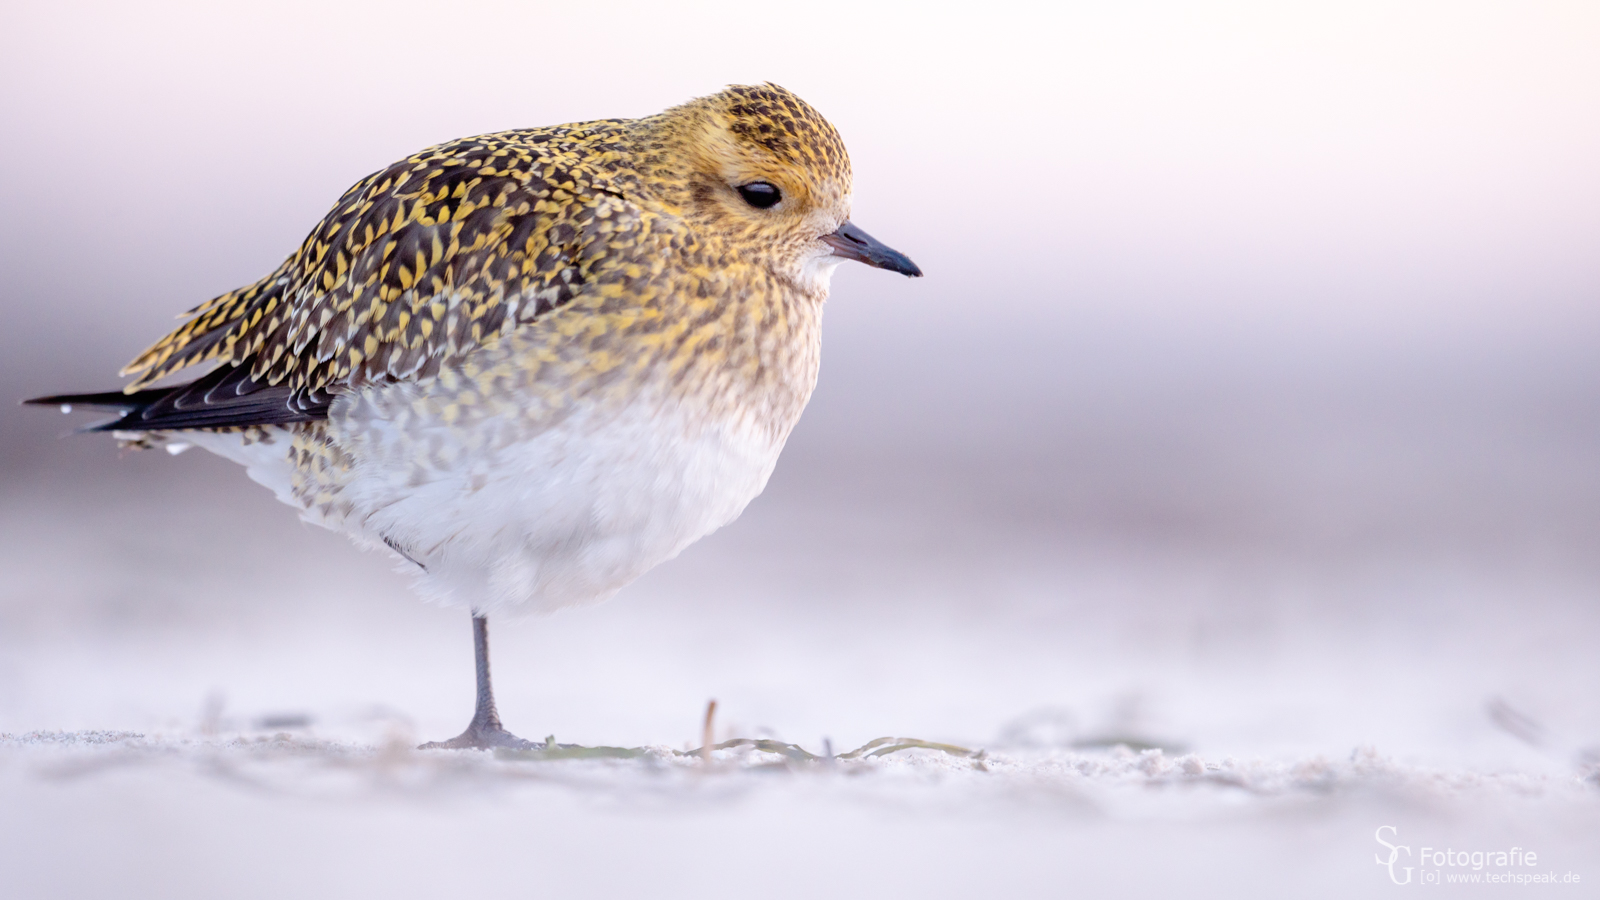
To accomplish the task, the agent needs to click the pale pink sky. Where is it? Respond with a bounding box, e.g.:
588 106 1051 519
3 1 1596 339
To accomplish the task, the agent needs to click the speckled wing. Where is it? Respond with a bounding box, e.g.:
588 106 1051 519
113 122 635 428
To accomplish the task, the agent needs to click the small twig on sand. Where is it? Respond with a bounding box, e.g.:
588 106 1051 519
700 700 717 766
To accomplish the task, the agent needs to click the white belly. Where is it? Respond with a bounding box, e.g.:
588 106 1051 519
299 389 787 614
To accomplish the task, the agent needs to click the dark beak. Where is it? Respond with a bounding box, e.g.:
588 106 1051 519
821 221 923 277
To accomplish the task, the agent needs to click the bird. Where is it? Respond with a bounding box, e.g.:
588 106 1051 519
26 83 922 750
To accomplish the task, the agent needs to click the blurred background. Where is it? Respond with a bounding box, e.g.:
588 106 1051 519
2 0 1598 806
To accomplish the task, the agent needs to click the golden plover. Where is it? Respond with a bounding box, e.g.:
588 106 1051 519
28 83 921 749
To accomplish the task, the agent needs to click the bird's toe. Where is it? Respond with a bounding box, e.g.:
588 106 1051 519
418 724 539 751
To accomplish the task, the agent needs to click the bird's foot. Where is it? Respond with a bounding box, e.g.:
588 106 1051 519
418 722 539 751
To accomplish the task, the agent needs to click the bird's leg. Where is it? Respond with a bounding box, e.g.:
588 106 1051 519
419 613 537 750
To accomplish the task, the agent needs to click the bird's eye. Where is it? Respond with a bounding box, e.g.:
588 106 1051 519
737 182 782 210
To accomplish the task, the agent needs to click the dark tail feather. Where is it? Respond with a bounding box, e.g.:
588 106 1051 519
23 360 331 432
25 388 175 411
24 388 177 433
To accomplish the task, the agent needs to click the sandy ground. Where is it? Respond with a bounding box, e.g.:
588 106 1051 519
3 729 1595 899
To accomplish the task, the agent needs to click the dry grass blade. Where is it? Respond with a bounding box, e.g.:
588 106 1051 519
677 739 820 762
483 733 980 765
835 737 980 760
494 736 649 761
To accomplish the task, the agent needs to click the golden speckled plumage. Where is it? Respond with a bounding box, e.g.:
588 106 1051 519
120 84 857 409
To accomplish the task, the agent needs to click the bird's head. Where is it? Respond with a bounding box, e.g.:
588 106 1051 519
632 83 921 292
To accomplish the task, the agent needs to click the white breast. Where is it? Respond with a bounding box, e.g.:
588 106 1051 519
321 389 788 615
